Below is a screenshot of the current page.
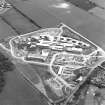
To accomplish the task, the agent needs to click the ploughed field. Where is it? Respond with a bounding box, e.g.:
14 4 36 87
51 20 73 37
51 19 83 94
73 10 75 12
1 22 105 105
0 0 48 105
0 0 105 105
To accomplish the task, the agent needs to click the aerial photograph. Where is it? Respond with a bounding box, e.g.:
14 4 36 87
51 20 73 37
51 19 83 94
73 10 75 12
0 0 105 105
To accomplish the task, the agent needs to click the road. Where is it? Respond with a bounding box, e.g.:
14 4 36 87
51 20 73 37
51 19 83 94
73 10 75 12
0 0 105 105
7 0 105 50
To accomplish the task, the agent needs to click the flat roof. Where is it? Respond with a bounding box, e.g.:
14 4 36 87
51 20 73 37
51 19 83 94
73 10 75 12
7 0 105 51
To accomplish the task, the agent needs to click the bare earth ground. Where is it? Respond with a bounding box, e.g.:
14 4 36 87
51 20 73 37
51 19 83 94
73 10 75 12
0 0 105 105
0 1 48 105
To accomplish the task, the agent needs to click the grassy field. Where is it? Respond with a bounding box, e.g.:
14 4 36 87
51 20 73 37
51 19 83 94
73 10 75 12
0 0 105 105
